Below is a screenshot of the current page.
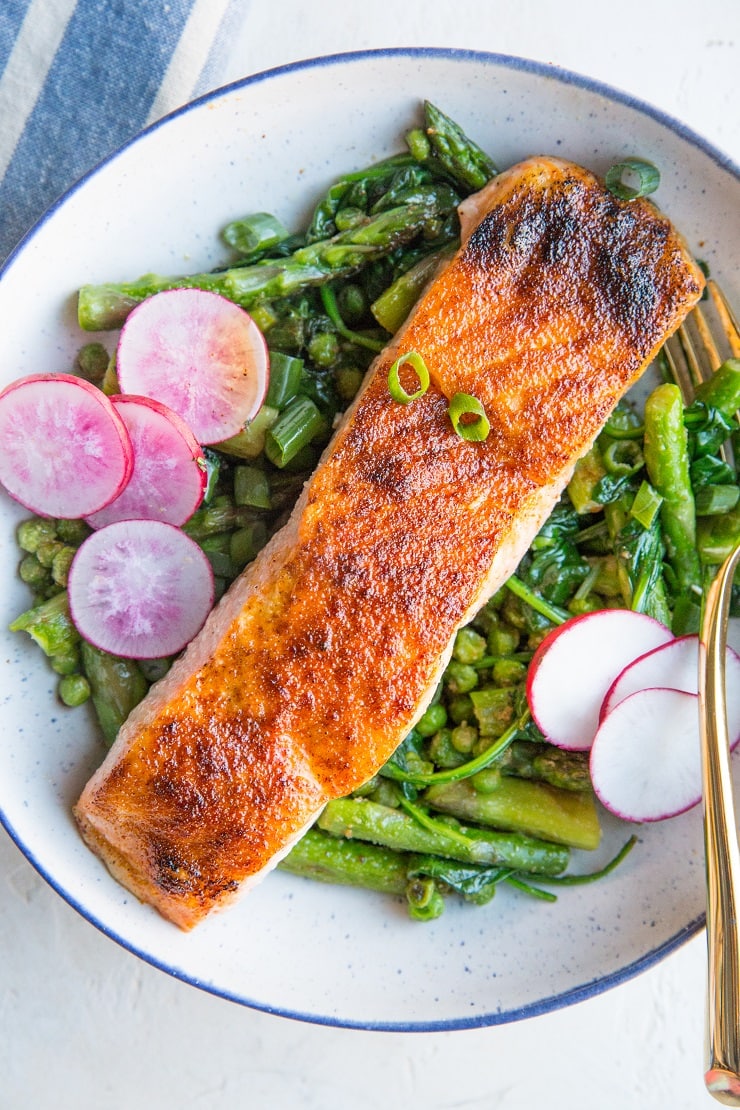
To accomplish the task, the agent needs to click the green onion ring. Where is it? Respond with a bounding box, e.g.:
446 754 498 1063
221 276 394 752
605 159 660 201
448 392 490 441
602 438 644 477
387 350 430 404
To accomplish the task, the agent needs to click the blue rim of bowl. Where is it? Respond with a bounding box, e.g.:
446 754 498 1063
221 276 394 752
0 46 736 1032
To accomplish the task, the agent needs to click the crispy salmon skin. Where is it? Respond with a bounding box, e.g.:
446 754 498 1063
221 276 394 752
75 156 704 929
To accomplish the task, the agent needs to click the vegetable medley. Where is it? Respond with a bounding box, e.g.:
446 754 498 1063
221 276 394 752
4 102 740 920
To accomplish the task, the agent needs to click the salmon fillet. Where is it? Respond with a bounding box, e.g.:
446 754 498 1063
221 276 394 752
75 156 704 929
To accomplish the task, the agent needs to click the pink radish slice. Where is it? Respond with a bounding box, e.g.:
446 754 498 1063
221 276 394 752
68 519 214 659
85 395 206 529
602 635 740 749
0 374 133 518
526 609 673 751
590 687 702 822
116 289 269 444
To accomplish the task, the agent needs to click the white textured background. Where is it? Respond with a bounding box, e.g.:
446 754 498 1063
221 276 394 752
2 1 739 1107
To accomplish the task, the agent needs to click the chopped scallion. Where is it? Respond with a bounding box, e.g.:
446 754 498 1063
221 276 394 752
387 350 430 404
265 351 304 409
264 395 326 469
605 159 660 201
629 481 663 529
448 392 490 441
602 438 644 477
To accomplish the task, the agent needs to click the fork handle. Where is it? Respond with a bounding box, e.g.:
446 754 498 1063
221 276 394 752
701 544 740 1106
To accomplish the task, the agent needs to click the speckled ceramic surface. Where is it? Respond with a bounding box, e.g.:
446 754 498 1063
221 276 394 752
0 49 738 1031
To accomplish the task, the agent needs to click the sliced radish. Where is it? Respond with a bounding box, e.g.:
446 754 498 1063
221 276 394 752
85 395 206 529
526 610 673 751
0 373 133 518
602 635 740 749
116 289 269 445
590 687 702 822
67 519 214 659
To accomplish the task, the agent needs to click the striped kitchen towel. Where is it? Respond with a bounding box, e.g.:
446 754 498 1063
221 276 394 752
0 0 244 264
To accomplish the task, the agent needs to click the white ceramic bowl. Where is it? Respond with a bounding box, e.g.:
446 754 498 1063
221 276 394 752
1 49 738 1030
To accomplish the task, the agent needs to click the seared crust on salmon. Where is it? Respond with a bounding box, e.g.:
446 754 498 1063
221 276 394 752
75 157 704 929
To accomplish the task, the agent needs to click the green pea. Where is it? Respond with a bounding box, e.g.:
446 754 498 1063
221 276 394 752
450 722 478 754
36 539 65 569
16 517 58 554
453 626 487 663
51 546 76 587
18 554 49 588
337 283 367 324
74 342 109 383
428 728 467 768
56 518 91 546
491 659 527 687
58 673 91 707
447 693 473 725
334 365 364 403
415 702 448 737
444 661 478 695
487 625 520 657
308 331 340 367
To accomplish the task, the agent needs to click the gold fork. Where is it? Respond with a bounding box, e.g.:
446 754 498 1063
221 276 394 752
664 279 740 1105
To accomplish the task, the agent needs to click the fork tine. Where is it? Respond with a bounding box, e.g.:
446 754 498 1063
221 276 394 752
663 277 740 402
662 336 695 402
708 278 740 359
690 304 723 374
677 317 712 388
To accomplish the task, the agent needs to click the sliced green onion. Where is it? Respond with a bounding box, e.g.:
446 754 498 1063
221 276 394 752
602 439 644 477
448 392 490 441
233 465 271 509
264 395 326 468
605 159 660 201
265 351 304 409
602 418 644 440
387 350 430 404
694 484 740 516
222 211 290 257
629 480 663 529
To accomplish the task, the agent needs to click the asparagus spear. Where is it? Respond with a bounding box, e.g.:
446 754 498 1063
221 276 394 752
278 826 409 895
643 383 703 629
497 741 592 793
421 101 497 192
424 776 602 850
318 797 569 875
371 245 455 333
80 642 149 746
78 201 445 331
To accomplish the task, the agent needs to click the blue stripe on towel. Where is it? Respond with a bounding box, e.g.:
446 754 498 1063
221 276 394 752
0 0 197 262
0 1 28 76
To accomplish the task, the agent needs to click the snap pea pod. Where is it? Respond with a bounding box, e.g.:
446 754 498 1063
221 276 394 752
643 383 703 629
